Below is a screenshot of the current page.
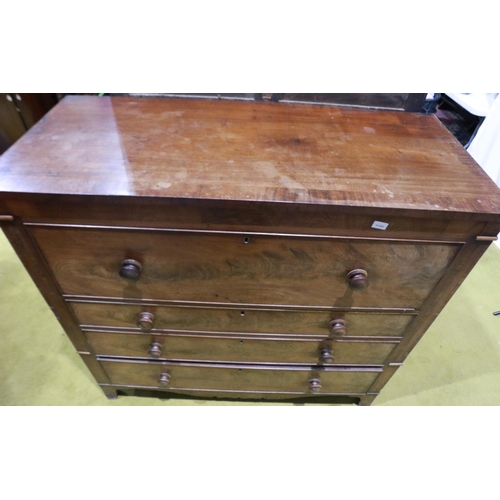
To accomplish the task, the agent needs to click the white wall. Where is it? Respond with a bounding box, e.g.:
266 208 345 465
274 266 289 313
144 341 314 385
467 96 500 247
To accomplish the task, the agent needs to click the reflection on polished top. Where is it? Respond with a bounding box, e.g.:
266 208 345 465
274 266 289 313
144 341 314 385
0 95 499 216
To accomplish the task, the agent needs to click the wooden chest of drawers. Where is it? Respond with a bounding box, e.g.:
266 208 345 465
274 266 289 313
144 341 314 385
1 95 499 405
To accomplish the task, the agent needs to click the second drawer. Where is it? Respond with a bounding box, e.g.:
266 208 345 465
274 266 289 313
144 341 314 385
85 331 399 366
71 301 416 337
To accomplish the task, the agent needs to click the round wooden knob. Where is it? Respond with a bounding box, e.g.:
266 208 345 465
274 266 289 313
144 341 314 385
137 312 155 331
119 259 143 281
309 378 322 393
158 372 171 386
346 269 369 291
319 348 335 364
148 342 163 358
329 319 347 337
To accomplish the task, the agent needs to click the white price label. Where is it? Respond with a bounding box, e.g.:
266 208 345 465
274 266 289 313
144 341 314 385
372 221 389 231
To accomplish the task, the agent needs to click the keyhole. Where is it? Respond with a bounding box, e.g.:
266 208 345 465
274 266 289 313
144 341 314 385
244 237 250 244
241 311 245 317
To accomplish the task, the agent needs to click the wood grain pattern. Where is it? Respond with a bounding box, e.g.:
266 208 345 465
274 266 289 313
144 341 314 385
72 301 416 337
100 359 382 394
2 96 500 405
30 225 461 308
1 96 499 216
86 331 398 365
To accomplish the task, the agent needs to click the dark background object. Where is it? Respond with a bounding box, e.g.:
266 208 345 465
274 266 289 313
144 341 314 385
127 93 257 101
279 93 426 112
0 94 59 155
126 93 427 111
422 93 441 114
434 94 484 147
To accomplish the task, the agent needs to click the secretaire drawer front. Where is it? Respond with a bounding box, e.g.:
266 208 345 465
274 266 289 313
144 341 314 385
30 225 461 308
71 302 415 337
100 360 381 394
86 331 398 365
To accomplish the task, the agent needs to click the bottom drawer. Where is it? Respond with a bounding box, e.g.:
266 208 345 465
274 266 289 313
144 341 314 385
100 359 382 395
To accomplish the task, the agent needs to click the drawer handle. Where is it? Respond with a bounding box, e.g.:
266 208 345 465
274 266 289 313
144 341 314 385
319 348 335 364
137 312 155 331
119 259 143 281
329 319 347 337
309 378 322 393
346 269 369 291
148 342 163 358
158 372 171 386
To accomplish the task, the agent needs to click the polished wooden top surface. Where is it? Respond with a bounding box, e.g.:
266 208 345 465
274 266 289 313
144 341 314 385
0 95 499 215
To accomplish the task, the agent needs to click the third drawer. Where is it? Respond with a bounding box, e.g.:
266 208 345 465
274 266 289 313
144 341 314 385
85 330 399 366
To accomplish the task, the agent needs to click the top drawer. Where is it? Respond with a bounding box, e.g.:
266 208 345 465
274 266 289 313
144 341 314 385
29 225 461 308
